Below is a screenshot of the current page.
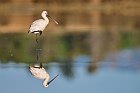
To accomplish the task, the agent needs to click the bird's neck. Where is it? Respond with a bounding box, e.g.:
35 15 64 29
43 78 49 87
44 17 49 21
42 15 49 21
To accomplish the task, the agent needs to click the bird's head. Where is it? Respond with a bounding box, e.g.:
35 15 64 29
42 10 58 24
42 11 48 16
43 74 59 88
43 83 49 88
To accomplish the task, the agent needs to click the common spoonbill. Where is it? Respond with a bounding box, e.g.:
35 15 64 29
28 11 58 43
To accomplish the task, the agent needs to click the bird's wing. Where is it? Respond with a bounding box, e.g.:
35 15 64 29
29 67 49 79
29 19 47 32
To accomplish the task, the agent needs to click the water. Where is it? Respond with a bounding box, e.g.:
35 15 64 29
0 61 140 93
0 0 140 93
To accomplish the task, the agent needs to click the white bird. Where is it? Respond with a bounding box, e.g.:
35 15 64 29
28 10 58 35
29 63 59 87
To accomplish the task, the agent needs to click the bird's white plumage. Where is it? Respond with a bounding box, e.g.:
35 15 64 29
29 65 50 80
29 64 58 88
29 19 49 33
29 11 49 34
29 65 50 87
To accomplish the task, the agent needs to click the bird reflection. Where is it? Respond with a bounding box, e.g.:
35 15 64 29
28 11 58 88
28 31 58 88
29 63 59 87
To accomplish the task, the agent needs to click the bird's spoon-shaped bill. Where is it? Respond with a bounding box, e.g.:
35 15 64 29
47 15 58 24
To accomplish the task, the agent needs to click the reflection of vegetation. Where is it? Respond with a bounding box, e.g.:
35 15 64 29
59 61 74 79
0 31 140 63
41 32 89 62
120 32 133 48
0 33 33 63
87 63 98 74
88 30 140 74
59 32 89 56
0 32 89 63
0 31 140 77
119 31 140 49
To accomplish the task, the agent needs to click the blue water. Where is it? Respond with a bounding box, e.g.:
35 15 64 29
0 48 140 93
0 64 140 93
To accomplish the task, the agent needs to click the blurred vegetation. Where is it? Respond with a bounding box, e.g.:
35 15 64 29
0 31 139 64
0 32 89 63
0 31 140 78
119 31 140 48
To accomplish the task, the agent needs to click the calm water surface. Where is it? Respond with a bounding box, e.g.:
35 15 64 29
0 59 140 93
0 48 140 93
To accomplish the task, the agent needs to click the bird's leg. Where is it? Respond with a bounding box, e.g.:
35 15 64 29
36 34 38 44
36 49 39 64
40 63 43 68
35 33 42 65
39 31 42 36
35 33 39 64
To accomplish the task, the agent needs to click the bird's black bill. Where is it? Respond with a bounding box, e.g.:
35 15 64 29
47 74 59 85
47 15 58 24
